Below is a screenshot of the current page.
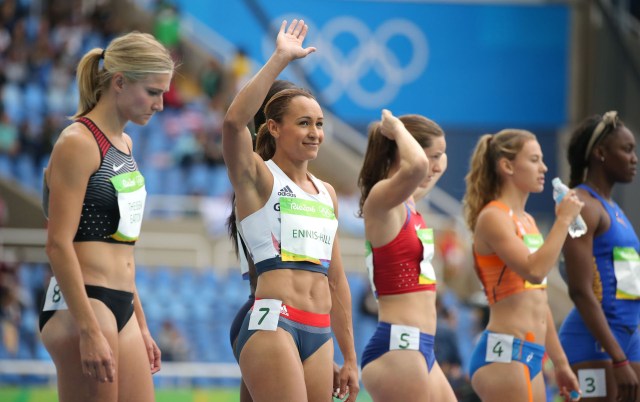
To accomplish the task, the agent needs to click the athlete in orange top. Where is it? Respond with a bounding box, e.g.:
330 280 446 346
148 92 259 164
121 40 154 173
462 129 584 402
474 200 547 305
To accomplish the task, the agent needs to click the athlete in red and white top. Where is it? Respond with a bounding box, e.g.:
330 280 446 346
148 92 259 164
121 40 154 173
358 109 455 402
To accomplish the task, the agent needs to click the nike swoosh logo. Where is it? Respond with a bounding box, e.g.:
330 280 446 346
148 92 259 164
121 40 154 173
113 163 125 172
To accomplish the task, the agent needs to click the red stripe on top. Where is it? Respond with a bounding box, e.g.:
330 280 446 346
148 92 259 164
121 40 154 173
77 117 110 159
253 299 330 327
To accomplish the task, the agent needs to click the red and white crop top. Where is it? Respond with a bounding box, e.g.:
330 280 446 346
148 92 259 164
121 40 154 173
366 203 437 297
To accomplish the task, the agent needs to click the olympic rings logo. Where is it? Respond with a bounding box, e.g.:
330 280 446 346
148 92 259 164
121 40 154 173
262 14 429 109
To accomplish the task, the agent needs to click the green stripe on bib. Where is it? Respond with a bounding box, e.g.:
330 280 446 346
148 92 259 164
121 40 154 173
110 171 145 193
279 197 335 219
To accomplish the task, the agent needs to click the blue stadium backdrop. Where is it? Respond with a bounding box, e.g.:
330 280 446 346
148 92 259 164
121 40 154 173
175 0 570 215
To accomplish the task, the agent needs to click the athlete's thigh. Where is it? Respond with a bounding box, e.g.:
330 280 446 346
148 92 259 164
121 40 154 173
239 328 307 402
362 350 431 402
471 362 533 402
117 315 154 402
41 300 119 402
239 379 253 402
634 363 640 402
531 371 546 402
427 362 457 402
303 338 334 402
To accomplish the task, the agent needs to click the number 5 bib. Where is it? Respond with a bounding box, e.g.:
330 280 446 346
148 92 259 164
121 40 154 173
390 324 420 351
279 197 338 267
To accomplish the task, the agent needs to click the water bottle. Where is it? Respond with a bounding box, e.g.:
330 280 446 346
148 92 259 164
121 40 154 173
552 177 587 238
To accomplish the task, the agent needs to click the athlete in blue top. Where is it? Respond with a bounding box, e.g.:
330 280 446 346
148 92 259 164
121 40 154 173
559 111 639 402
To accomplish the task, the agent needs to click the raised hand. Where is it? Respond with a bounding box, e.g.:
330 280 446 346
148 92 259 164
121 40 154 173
275 19 316 61
379 109 406 141
555 189 584 225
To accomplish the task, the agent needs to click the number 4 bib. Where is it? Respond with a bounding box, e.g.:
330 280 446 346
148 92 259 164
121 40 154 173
486 333 514 363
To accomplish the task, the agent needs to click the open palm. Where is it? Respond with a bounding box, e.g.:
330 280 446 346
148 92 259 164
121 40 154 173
275 19 316 61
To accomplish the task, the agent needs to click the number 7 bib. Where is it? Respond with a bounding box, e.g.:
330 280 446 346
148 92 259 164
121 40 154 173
248 299 282 331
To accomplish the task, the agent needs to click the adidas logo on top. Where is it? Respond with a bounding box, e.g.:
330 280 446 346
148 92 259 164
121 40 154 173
277 185 296 197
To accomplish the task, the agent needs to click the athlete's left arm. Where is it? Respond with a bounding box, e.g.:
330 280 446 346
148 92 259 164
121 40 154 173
545 306 581 400
133 283 162 374
325 182 360 402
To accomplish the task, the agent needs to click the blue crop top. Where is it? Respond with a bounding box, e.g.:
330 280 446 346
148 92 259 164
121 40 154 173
580 184 640 328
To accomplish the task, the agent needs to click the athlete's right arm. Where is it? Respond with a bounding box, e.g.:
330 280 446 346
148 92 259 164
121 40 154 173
222 19 316 195
475 195 581 284
363 109 429 219
45 125 115 383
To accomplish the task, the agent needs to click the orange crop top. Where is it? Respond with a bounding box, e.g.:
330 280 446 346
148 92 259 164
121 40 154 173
473 201 546 305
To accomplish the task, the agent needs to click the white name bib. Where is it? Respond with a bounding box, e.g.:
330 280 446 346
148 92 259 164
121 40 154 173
614 247 640 300
524 233 548 288
280 197 338 266
417 228 436 285
365 241 377 298
110 171 146 242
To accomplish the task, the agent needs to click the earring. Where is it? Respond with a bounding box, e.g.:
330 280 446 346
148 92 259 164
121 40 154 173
601 156 605 162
